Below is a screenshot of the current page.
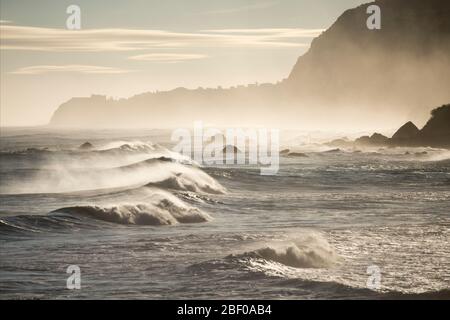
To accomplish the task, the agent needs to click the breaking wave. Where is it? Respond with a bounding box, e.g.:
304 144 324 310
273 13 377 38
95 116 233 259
0 188 212 235
187 233 341 274
0 153 225 195
236 234 338 269
146 174 225 194
53 200 211 226
96 140 157 152
244 244 336 269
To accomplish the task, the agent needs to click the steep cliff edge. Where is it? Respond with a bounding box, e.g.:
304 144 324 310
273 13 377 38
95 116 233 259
417 104 450 148
50 0 450 128
286 0 450 115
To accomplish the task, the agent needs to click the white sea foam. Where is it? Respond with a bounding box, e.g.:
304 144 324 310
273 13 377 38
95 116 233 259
53 194 212 226
1 153 225 194
96 140 157 152
239 232 339 269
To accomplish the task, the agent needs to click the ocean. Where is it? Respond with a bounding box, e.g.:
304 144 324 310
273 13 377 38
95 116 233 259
0 128 449 299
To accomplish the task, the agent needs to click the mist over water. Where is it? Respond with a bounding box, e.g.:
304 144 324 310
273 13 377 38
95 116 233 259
0 128 448 299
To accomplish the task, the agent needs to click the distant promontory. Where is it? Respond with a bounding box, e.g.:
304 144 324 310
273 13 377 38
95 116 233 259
327 104 450 149
49 0 450 128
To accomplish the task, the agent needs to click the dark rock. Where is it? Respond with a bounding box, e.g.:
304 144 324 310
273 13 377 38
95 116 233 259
392 121 420 141
326 138 352 148
323 148 341 153
355 133 389 146
287 152 308 158
222 145 241 154
79 142 94 150
416 104 450 148
388 104 450 148
207 133 225 144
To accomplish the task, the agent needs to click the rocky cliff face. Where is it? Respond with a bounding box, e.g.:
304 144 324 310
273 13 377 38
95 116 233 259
417 104 450 147
50 0 450 128
392 122 420 140
286 0 450 119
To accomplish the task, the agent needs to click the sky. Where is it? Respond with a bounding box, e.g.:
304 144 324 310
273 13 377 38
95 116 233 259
0 0 368 126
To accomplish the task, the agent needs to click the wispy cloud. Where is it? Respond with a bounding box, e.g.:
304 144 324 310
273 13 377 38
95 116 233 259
197 1 278 15
0 24 318 52
129 53 207 63
11 65 130 75
205 28 325 38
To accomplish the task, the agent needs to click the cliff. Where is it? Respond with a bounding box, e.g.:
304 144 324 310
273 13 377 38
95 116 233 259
416 104 450 148
50 0 450 128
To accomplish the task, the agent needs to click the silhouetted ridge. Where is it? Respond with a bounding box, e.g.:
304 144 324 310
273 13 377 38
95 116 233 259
417 104 450 147
49 0 450 128
327 104 450 148
355 133 389 146
391 122 420 140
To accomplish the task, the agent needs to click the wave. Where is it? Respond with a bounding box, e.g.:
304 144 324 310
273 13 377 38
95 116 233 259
0 140 175 173
95 140 157 152
0 152 225 195
0 188 212 235
233 234 338 269
0 147 54 155
51 189 212 226
0 214 95 236
52 200 211 226
116 155 193 169
0 140 159 155
112 157 225 194
240 245 335 269
146 174 225 194
188 253 450 299
188 233 339 277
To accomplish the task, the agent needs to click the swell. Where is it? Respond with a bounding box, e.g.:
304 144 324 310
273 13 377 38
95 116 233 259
0 154 226 195
0 140 158 155
0 185 214 235
52 200 212 226
188 250 450 299
0 214 96 236
0 200 211 236
190 232 339 273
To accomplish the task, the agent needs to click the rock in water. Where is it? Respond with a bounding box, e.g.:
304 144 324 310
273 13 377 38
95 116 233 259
417 104 450 148
79 142 94 150
355 133 389 146
392 122 420 140
222 145 241 155
288 152 308 158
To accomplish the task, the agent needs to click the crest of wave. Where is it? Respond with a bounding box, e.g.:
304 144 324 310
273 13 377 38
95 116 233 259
52 190 212 226
96 140 194 164
2 153 226 194
238 232 339 269
96 140 157 152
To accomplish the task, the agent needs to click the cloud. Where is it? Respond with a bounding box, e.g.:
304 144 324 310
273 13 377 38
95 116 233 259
0 24 319 52
11 65 130 75
197 1 278 15
205 28 325 38
0 20 12 24
128 53 207 62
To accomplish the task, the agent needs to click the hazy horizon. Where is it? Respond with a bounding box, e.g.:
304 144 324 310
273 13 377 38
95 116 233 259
0 0 449 303
0 0 368 127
